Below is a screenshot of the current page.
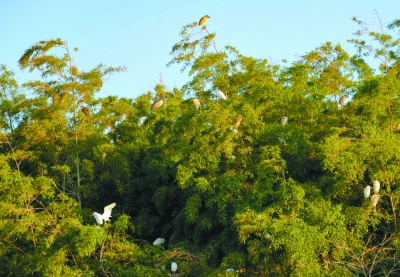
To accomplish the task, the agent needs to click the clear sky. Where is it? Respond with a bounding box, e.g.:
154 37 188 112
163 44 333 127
1 1 399 99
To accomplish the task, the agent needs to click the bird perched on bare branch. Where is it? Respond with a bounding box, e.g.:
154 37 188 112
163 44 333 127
151 99 164 110
199 15 210 26
80 106 90 117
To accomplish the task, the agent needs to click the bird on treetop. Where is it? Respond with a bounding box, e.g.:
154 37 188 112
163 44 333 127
92 203 116 225
199 15 210 26
151 99 164 110
80 106 90 117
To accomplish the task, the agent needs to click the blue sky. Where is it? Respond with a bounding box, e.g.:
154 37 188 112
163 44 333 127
1 1 399 99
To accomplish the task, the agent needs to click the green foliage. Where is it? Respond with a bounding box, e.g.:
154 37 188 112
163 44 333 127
1 12 400 276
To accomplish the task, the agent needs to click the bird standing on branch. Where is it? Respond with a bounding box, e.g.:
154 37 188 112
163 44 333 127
80 106 90 117
151 99 164 110
199 15 210 26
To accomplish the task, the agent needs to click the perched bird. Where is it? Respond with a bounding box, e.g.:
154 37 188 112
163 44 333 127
364 186 371 199
153 238 165 245
279 114 288 125
138 116 147 126
373 180 380 195
93 203 116 225
193 98 201 110
339 95 348 108
371 194 380 209
198 15 210 26
216 90 227 100
80 106 90 117
151 99 164 110
171 262 178 273
235 116 243 129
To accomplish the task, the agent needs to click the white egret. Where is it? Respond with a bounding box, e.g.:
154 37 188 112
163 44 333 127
373 180 380 195
199 15 210 26
93 203 116 225
193 98 201 110
138 116 147 126
171 262 178 273
216 90 227 100
280 114 288 125
364 186 371 199
153 238 165 245
371 194 380 209
151 99 164 110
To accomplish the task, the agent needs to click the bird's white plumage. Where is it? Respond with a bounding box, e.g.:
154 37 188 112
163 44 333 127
371 194 380 209
280 115 288 125
216 90 227 100
138 116 147 126
364 186 371 199
226 268 235 273
93 203 116 225
153 238 165 245
171 262 178 273
193 98 201 110
93 212 103 225
373 180 380 195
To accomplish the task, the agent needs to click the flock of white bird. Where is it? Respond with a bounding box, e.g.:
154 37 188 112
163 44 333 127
364 180 381 209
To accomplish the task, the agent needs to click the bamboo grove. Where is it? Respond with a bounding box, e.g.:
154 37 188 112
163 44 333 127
1 15 400 276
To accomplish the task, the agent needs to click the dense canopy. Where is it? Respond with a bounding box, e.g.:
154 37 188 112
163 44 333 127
1 15 400 276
